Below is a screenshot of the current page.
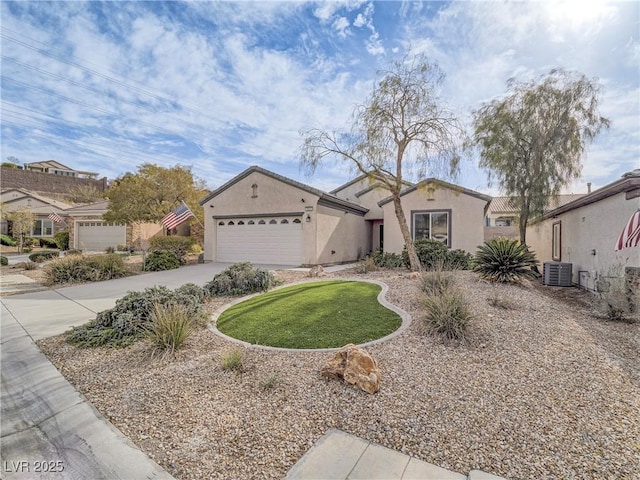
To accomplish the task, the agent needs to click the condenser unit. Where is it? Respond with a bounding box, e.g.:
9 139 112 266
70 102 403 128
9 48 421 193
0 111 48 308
543 262 573 287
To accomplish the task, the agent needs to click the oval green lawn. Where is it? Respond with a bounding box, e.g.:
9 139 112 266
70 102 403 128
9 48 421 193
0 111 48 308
216 280 402 349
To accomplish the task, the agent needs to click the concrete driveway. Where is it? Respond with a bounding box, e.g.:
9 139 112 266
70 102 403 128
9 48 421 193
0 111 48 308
0 262 290 479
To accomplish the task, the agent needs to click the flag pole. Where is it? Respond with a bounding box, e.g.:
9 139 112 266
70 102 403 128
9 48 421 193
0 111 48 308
181 200 204 229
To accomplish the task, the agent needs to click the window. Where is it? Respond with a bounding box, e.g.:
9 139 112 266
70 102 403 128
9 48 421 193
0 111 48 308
32 219 53 236
238 220 245 225
281 219 289 224
258 220 266 225
412 210 450 246
293 218 301 224
269 219 277 224
228 221 235 226
248 220 255 225
552 221 561 261
218 221 225 226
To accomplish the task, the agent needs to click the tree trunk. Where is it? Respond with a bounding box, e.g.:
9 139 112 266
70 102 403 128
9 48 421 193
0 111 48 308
519 212 528 245
392 193 421 271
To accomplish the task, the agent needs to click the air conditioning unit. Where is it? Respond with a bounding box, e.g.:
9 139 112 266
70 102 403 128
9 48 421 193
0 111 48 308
543 262 573 287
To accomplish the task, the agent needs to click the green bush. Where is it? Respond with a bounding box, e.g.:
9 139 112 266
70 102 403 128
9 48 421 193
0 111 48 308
423 288 471 341
1 255 7 266
149 236 194 264
38 237 58 248
0 234 16 246
221 348 245 371
446 249 473 270
66 249 83 256
54 231 69 250
105 246 115 254
66 285 206 348
371 250 406 269
473 238 538 283
145 303 199 354
29 250 59 263
144 250 180 271
205 262 275 296
402 238 447 270
43 253 129 285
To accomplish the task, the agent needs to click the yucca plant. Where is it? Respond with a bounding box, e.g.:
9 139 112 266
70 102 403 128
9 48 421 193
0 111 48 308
473 238 538 283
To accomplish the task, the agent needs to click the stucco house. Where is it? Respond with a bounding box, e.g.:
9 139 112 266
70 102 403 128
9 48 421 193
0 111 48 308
200 166 491 266
0 188 71 238
526 170 640 291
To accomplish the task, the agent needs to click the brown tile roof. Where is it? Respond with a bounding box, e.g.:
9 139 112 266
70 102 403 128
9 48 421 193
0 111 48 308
489 194 586 214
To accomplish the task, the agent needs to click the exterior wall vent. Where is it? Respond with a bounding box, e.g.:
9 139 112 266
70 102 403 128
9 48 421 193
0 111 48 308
543 262 573 287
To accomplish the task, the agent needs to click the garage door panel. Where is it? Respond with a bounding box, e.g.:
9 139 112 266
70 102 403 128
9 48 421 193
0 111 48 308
216 221 302 265
77 222 126 251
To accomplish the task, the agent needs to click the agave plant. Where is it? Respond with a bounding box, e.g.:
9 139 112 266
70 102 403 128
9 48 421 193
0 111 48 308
473 238 538 283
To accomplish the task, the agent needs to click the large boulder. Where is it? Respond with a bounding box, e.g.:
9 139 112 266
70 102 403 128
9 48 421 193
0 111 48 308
321 344 381 394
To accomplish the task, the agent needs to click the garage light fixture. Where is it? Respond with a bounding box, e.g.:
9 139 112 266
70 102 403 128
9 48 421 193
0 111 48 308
305 214 311 222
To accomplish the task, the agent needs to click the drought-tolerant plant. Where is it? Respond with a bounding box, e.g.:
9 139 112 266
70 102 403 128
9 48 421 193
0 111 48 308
54 231 69 250
371 250 405 269
14 261 38 270
105 246 115 254
149 236 194 264
0 255 7 266
423 288 471 340
259 373 283 391
66 249 83 256
29 250 59 263
487 292 516 310
473 238 538 283
421 269 454 296
38 237 58 248
43 253 129 285
143 250 180 271
0 234 16 246
446 249 473 270
221 348 245 371
66 285 207 348
205 262 275 296
595 273 638 323
356 256 379 273
145 303 198 354
406 238 448 270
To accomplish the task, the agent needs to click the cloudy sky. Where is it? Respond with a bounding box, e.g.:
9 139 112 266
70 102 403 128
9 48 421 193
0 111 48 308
1 1 638 195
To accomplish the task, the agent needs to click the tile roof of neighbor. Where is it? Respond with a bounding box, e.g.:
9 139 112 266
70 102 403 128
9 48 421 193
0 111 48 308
489 194 586 214
199 165 369 215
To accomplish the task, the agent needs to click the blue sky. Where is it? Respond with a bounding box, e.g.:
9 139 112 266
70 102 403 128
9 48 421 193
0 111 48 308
1 1 638 196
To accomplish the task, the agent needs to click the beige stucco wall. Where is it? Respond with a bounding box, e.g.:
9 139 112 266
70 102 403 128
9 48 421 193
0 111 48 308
315 205 368 264
527 192 640 290
333 177 385 220
202 171 320 263
381 184 488 255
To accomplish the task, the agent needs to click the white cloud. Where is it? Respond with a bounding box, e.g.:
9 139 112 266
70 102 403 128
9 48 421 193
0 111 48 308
332 16 351 38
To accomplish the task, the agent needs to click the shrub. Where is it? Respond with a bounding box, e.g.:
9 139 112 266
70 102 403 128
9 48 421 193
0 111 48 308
0 255 7 266
595 275 638 323
446 249 473 270
105 246 115 254
149 236 194 264
221 349 245 371
473 238 538 283
144 250 180 271
29 250 59 263
38 237 58 248
14 261 38 270
205 262 275 296
66 284 206 348
145 303 198 354
487 292 516 310
43 253 128 285
66 249 83 256
54 231 69 250
355 256 379 273
402 239 448 270
1 234 16 246
423 288 471 340
188 243 203 254
371 250 406 269
260 373 283 391
421 269 454 297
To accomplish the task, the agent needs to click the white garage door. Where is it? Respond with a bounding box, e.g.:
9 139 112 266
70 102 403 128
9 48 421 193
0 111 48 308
216 217 302 265
77 222 126 251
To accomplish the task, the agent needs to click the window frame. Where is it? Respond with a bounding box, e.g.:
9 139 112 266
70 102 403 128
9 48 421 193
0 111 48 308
552 221 561 261
411 209 452 247
32 218 53 237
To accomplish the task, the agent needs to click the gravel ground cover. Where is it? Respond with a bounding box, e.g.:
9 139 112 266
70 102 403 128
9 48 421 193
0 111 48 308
38 269 640 480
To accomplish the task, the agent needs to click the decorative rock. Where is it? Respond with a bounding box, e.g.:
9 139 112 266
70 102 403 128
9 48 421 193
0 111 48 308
308 265 327 277
321 344 381 394
407 272 421 280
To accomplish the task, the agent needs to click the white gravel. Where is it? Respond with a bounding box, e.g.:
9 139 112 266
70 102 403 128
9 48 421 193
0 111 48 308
38 269 640 480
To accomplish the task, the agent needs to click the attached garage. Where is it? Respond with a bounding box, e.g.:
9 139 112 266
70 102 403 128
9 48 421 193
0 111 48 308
216 216 302 265
76 221 126 251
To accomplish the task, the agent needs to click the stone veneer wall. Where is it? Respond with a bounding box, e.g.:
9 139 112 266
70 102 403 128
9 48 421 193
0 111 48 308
1 167 107 194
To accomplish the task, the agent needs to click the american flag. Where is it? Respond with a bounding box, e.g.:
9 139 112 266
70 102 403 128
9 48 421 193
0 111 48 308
48 211 65 223
161 201 194 230
615 209 640 251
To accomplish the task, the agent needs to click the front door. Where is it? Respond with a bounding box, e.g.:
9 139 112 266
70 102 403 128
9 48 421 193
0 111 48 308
379 224 384 250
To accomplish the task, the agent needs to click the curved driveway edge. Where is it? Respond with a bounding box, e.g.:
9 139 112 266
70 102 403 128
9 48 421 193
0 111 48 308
208 278 412 353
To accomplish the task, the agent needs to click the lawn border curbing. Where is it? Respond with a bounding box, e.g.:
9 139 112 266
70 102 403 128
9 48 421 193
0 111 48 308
207 278 411 352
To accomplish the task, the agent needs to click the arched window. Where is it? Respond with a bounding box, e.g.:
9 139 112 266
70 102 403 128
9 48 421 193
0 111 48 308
258 220 266 225
238 220 245 225
269 219 277 224
281 219 289 224
228 221 235 226
293 218 301 224
248 220 255 225
218 221 225 226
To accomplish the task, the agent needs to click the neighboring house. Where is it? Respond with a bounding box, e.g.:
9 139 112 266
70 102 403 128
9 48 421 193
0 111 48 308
0 188 71 238
526 171 640 291
485 194 586 241
1 165 107 196
23 160 99 178
199 166 491 266
64 201 163 251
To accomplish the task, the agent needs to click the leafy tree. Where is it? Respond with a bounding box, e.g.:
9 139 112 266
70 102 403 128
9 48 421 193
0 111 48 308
3 207 35 253
104 164 207 227
300 54 464 271
66 185 105 204
473 68 609 244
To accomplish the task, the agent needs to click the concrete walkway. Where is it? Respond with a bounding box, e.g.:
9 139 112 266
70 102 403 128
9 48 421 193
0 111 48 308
2 262 507 480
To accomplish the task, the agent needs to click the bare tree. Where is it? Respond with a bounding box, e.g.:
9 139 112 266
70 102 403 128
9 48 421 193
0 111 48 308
300 54 464 271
